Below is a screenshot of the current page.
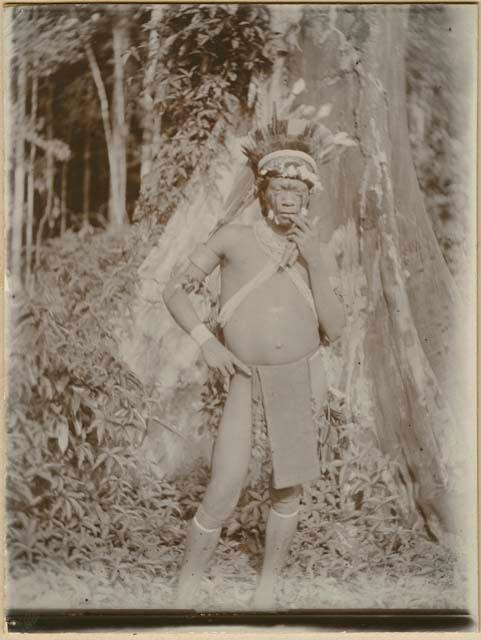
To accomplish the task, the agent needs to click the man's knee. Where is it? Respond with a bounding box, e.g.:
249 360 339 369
270 484 302 516
196 482 243 529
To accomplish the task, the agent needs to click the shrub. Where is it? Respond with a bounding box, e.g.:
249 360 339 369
6 222 169 574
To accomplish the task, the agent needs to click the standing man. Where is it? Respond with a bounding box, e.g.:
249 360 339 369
163 116 345 609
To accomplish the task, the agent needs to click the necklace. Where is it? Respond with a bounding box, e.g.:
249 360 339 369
253 218 289 264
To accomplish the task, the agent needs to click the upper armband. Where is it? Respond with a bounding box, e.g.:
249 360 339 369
188 243 221 276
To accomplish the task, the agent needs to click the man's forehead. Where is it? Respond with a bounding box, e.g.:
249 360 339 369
267 177 308 190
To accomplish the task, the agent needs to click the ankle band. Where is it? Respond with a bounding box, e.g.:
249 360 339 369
271 508 299 518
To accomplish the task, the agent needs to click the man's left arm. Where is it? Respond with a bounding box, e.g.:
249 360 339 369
287 218 346 342
306 249 346 342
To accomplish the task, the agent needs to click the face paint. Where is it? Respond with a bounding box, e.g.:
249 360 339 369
265 177 310 228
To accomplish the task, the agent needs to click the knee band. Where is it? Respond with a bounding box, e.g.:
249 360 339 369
196 504 230 531
270 485 302 517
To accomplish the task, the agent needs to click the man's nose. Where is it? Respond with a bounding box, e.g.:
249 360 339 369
280 192 297 205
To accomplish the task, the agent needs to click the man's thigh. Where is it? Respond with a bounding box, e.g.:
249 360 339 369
209 372 252 486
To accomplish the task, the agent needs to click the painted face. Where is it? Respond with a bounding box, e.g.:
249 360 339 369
264 177 309 227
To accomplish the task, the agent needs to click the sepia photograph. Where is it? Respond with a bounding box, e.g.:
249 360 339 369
3 1 478 632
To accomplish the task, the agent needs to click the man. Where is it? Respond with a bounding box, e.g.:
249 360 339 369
163 116 346 609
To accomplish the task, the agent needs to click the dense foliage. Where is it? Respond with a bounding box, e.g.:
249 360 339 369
7 225 445 600
137 4 273 221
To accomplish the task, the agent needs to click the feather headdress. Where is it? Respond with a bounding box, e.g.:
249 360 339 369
242 109 356 191
242 111 333 191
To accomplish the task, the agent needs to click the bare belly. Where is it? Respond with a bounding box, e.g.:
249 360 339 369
222 273 321 365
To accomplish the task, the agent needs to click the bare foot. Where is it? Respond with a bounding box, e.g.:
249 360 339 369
251 584 278 611
175 580 198 609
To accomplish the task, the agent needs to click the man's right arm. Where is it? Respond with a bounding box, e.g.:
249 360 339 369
162 258 216 336
162 229 251 378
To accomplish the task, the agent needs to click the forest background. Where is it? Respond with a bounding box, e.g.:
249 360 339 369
4 3 477 611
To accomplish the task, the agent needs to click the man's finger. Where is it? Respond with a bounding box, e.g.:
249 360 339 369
280 243 292 268
233 357 252 376
281 243 296 268
287 247 299 266
292 216 310 231
286 244 298 267
288 230 304 242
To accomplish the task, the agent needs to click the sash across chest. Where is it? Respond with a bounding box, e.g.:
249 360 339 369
217 260 317 328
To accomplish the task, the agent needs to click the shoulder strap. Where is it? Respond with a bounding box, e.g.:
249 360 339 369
284 265 317 318
218 260 279 328
218 261 319 329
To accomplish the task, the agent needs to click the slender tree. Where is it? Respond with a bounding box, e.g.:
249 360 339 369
80 9 131 226
11 53 27 289
25 55 38 289
140 6 164 181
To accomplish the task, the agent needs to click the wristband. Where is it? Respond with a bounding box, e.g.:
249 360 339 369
190 323 213 346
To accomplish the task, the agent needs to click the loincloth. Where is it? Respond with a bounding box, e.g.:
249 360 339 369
251 347 328 489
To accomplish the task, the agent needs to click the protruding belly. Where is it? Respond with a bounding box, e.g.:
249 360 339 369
221 276 321 365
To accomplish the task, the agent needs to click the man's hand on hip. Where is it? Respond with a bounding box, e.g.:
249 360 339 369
201 338 251 378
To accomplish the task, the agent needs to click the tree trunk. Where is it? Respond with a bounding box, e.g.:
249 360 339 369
84 19 128 227
26 60 38 291
45 83 55 222
60 160 68 235
140 6 163 182
120 7 472 531
82 130 91 227
11 56 27 290
110 17 129 225
286 5 469 532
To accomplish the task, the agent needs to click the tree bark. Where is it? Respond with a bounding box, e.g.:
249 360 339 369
121 7 471 531
82 130 91 227
286 5 468 531
60 160 68 235
110 17 129 225
26 59 38 290
140 6 163 182
84 19 128 227
45 83 55 222
11 56 27 290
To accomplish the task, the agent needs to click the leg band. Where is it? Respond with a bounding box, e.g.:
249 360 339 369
193 515 221 533
270 483 302 516
195 504 228 531
271 508 299 518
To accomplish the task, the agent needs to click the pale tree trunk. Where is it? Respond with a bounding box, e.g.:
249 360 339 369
120 6 472 530
110 17 129 225
60 160 68 235
82 131 91 227
286 5 470 533
34 83 55 272
11 57 27 290
84 18 129 227
45 85 55 221
140 6 163 182
25 59 38 291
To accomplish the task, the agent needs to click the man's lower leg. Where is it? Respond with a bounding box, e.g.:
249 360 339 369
175 514 221 607
253 507 299 609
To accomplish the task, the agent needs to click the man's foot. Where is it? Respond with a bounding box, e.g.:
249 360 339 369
251 583 278 611
175 582 198 609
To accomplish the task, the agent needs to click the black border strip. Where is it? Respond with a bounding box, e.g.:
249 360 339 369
6 608 475 633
